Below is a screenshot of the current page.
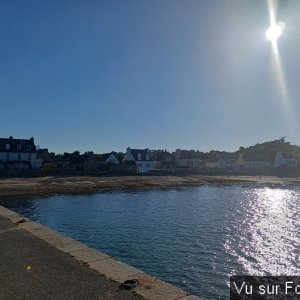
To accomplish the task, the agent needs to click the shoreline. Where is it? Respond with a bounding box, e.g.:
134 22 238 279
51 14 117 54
1 175 300 200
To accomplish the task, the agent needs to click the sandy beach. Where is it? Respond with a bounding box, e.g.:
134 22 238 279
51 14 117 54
0 175 299 200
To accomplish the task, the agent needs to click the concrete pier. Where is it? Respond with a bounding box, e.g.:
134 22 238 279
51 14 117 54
0 206 200 300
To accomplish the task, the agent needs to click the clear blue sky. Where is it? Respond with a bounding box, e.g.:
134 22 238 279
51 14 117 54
1 0 299 154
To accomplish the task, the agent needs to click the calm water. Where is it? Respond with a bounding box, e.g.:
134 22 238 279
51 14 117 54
1 185 300 299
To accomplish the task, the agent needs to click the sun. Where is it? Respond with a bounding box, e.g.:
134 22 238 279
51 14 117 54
265 23 284 43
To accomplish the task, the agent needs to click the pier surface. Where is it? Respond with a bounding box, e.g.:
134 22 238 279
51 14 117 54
0 206 200 300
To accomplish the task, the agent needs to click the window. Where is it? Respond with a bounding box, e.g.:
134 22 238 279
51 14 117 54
5 144 10 150
17 144 21 150
146 163 150 167
146 154 150 160
18 153 21 160
6 153 10 159
26 145 31 150
28 154 32 161
137 153 141 160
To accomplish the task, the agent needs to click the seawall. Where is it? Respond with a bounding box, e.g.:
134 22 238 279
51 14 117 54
0 205 200 300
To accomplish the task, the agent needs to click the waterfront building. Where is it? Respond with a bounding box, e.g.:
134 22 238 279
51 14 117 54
0 136 42 170
274 152 298 168
236 153 271 171
174 149 203 171
99 152 120 165
123 147 154 173
205 154 237 171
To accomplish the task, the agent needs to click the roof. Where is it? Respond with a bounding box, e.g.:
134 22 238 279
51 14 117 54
150 151 172 161
0 137 36 153
99 152 117 162
128 149 153 161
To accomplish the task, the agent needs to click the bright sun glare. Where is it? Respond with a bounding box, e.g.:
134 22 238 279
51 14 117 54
265 23 283 42
265 0 295 130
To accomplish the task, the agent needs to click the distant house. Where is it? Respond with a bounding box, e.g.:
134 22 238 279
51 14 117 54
174 149 203 171
205 159 219 170
151 150 174 170
97 152 120 173
205 155 237 171
236 153 271 171
176 158 203 171
99 152 120 165
218 157 237 170
275 152 298 168
122 148 154 173
0 136 42 170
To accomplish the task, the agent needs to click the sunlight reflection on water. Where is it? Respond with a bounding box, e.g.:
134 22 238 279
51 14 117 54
224 188 300 277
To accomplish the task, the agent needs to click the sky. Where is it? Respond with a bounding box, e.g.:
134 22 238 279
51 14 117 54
1 0 300 154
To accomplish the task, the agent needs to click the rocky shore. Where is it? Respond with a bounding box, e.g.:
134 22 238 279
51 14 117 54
1 175 299 200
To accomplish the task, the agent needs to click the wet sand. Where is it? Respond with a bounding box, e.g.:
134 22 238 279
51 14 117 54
0 175 299 200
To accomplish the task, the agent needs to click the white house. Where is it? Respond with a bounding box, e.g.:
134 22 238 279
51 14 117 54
236 153 271 170
0 136 42 170
205 157 237 171
123 148 154 173
274 152 298 168
99 152 120 164
218 158 237 170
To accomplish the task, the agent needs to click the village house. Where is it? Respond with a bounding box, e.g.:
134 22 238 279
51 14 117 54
274 152 298 168
205 159 219 170
174 149 203 171
0 136 42 170
122 148 154 173
218 158 237 170
151 150 174 170
236 153 271 171
99 152 120 165
205 154 237 171
98 151 121 172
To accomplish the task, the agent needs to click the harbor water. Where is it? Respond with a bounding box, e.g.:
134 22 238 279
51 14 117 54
1 185 300 299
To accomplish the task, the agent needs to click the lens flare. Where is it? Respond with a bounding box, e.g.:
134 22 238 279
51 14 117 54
266 0 295 129
265 23 283 43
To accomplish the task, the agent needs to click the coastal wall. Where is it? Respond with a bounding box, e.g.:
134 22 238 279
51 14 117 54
0 205 200 300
